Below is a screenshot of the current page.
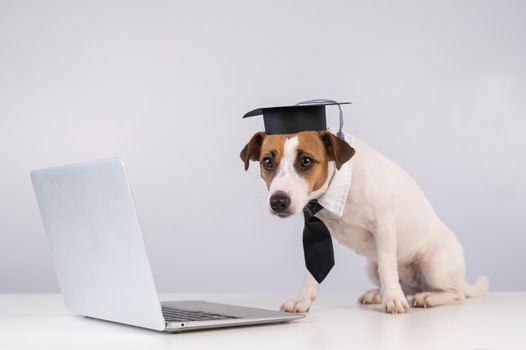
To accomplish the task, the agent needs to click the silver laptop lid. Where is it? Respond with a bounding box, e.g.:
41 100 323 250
31 159 165 331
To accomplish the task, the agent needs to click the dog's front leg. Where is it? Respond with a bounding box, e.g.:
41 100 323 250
375 222 409 314
280 271 319 313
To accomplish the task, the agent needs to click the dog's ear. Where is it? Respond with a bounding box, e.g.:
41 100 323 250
240 132 266 171
320 131 355 170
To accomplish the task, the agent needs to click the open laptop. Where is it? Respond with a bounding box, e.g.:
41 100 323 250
30 158 303 332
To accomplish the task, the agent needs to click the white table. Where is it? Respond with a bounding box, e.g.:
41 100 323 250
1 293 525 349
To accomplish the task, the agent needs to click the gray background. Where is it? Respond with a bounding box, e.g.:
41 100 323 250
1 0 525 293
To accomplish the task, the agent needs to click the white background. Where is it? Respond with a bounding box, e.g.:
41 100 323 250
0 0 525 293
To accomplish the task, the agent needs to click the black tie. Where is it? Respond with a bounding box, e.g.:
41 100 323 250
303 200 335 284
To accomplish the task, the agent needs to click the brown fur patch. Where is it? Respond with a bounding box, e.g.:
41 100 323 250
258 134 288 189
319 131 356 170
296 132 330 192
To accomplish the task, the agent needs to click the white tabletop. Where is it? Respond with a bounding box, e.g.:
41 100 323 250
1 292 525 350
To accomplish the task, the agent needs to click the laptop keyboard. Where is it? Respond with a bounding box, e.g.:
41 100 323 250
162 306 240 322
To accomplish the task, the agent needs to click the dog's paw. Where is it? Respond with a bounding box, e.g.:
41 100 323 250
280 294 315 313
411 291 464 308
358 289 382 305
382 289 409 314
411 292 433 308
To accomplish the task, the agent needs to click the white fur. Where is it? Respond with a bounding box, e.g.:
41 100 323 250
276 135 489 314
268 136 309 215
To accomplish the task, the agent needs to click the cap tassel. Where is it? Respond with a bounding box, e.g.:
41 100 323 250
296 99 345 140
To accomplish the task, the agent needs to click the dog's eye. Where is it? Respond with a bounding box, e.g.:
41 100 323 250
300 156 314 168
262 157 274 170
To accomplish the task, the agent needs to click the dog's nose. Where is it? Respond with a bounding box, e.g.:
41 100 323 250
270 192 291 213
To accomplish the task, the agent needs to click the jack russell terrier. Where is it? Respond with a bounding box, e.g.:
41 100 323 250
240 130 488 314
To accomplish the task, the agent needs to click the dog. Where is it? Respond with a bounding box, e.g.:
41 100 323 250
240 130 488 314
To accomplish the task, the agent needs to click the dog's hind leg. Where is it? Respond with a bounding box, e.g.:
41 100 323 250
411 232 467 308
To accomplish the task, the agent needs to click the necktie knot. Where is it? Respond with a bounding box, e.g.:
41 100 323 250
303 200 323 218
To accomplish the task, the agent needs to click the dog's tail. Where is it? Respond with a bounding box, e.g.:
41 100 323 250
463 275 489 298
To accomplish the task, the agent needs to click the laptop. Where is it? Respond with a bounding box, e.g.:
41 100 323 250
30 158 303 332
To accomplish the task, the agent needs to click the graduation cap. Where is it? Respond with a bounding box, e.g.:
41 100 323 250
243 99 350 139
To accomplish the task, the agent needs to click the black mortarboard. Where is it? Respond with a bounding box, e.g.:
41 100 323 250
242 100 350 136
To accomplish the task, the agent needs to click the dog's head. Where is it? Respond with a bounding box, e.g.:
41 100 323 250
240 131 355 218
